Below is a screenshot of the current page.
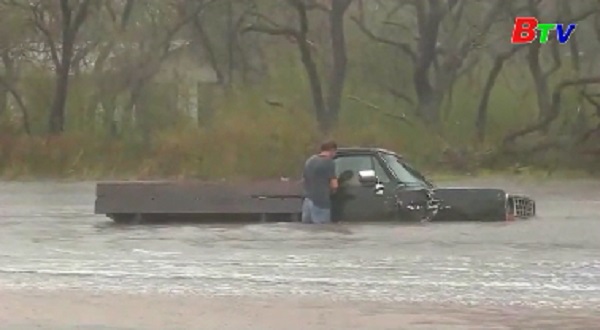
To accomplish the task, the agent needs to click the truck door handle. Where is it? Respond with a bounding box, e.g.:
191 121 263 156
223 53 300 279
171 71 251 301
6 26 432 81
375 183 384 195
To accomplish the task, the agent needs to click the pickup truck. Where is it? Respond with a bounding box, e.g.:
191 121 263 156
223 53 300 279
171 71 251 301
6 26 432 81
94 147 536 224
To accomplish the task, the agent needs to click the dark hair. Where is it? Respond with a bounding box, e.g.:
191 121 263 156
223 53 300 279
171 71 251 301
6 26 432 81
320 140 337 151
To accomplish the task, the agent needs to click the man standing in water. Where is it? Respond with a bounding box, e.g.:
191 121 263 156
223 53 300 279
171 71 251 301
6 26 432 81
301 140 338 224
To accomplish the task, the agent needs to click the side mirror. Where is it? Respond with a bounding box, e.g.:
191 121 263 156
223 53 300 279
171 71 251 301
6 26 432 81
358 169 378 186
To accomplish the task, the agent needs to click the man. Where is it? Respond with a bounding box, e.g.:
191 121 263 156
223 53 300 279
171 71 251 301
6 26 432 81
301 140 338 224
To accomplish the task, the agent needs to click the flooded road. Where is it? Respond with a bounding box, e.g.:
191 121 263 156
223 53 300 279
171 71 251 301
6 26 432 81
1 178 600 313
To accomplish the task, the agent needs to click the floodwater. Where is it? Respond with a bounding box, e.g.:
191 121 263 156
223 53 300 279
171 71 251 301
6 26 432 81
1 178 600 318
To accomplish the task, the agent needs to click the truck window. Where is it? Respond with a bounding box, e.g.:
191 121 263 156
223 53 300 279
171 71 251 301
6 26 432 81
381 154 429 187
335 155 390 186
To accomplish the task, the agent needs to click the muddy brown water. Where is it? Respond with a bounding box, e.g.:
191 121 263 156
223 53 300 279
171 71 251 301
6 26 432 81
0 178 599 326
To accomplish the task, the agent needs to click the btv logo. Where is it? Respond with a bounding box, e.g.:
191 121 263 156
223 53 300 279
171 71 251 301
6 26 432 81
511 17 576 44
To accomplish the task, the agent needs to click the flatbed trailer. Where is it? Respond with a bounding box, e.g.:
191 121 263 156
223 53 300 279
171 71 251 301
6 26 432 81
95 180 305 223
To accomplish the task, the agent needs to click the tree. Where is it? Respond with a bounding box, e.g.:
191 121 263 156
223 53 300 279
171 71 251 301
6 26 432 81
500 0 600 151
353 0 505 126
27 0 97 135
243 0 354 134
0 1 33 134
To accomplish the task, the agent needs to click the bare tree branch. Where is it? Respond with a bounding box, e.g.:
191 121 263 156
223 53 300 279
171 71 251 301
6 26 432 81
503 76 600 147
350 15 416 62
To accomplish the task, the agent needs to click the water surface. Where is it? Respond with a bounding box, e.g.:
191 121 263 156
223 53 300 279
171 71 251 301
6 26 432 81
1 178 599 311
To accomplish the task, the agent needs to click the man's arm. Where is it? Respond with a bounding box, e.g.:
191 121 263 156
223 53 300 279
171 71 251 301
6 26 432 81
328 159 338 192
330 177 338 192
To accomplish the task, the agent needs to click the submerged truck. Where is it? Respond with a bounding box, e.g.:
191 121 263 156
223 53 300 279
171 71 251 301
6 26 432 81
94 147 536 224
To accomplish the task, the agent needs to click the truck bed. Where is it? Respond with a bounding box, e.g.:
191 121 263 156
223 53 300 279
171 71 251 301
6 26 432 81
94 180 305 222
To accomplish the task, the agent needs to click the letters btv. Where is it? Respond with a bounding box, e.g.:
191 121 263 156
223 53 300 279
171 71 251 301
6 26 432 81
511 17 576 44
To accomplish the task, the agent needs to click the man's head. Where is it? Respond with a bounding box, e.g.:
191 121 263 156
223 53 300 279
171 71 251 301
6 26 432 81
319 140 337 158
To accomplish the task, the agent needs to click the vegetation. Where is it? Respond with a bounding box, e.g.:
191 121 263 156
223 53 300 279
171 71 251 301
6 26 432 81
1 0 600 180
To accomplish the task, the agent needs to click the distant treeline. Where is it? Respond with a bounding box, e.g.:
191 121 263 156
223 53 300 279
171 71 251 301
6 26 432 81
1 0 600 178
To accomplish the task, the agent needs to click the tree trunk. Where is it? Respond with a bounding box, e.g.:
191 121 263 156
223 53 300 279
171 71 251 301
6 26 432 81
475 59 505 142
527 43 552 121
48 38 74 134
325 0 352 130
47 0 93 135
101 96 117 138
290 1 328 132
0 86 6 119
243 0 353 134
226 0 235 87
412 0 443 124
476 46 523 142
193 16 225 86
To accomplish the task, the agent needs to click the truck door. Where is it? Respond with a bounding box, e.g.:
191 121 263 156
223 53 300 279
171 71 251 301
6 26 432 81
332 153 396 222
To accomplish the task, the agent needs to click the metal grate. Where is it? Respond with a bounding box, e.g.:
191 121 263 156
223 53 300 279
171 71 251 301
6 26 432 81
508 195 536 218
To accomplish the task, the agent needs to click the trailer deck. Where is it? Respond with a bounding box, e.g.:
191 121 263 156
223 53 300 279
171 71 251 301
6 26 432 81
95 180 305 223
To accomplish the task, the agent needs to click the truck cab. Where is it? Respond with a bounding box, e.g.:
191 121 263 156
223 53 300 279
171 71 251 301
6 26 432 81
331 147 439 222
